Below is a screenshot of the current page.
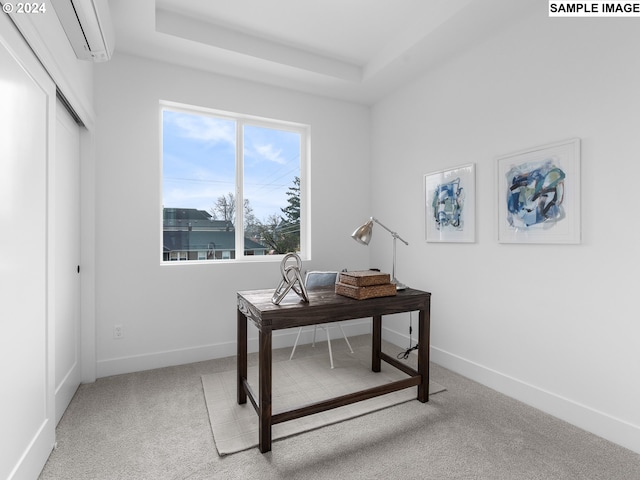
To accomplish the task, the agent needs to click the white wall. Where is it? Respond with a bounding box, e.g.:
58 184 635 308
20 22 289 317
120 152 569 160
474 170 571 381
93 54 372 377
371 11 640 453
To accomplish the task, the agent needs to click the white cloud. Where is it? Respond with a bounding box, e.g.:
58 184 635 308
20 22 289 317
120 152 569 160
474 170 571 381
170 113 235 145
253 143 286 164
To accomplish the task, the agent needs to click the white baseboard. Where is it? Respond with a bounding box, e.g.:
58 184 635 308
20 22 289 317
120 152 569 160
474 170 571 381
97 322 640 454
96 320 371 378
432 345 640 455
382 325 640 455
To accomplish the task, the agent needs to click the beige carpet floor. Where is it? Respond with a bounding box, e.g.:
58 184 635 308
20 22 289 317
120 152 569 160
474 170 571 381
202 344 445 455
38 335 640 480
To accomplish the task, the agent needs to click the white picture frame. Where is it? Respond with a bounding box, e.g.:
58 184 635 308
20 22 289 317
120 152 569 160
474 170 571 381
496 138 581 244
424 163 476 243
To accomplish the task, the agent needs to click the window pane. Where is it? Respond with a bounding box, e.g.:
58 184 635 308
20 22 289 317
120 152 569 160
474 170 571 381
161 103 307 263
243 125 301 255
162 109 236 261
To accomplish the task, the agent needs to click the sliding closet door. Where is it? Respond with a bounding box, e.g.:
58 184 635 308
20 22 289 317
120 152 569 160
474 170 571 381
54 98 82 424
0 13 56 480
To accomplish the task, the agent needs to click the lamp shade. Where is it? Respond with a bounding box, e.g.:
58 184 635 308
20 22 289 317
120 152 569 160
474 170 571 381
351 219 374 245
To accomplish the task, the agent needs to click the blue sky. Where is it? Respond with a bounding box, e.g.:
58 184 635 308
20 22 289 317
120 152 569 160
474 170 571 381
162 109 300 222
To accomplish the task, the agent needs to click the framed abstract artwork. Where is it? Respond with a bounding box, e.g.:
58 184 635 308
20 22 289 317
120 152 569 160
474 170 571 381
424 163 476 243
496 138 581 244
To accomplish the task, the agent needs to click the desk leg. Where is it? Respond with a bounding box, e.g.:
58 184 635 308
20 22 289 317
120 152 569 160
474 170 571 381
417 306 431 403
372 315 382 372
259 327 273 453
237 308 247 405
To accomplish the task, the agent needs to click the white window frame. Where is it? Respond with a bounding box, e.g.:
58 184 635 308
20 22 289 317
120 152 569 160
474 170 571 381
160 100 310 264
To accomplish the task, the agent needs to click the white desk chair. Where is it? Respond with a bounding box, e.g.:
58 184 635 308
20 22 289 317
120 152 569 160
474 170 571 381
289 271 354 368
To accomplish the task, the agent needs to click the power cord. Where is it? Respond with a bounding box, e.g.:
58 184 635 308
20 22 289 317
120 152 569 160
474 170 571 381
397 311 418 360
397 343 419 360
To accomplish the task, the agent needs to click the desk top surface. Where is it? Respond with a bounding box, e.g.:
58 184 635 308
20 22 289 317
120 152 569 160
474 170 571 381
237 287 430 329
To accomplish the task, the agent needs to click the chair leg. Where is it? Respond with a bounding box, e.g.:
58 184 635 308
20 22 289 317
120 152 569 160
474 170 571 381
289 327 303 360
325 327 334 369
338 323 354 354
293 323 346 368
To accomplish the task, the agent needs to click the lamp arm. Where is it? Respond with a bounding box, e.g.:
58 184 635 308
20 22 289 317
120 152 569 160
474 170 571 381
372 217 409 246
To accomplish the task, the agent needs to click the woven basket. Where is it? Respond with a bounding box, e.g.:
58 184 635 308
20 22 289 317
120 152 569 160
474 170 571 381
339 270 391 287
335 281 397 300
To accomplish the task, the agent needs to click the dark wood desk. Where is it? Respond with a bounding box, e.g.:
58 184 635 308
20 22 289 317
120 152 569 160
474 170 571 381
237 287 431 453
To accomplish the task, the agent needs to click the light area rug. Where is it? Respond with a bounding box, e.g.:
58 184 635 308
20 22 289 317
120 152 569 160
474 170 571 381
202 346 445 455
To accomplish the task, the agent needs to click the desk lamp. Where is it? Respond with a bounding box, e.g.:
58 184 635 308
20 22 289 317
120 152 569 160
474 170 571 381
351 217 409 290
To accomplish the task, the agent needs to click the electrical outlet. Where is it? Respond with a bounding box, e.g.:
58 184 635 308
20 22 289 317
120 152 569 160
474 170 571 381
114 324 124 339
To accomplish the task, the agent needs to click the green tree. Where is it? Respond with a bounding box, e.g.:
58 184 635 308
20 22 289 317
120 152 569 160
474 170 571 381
255 177 300 254
281 176 300 225
213 178 300 254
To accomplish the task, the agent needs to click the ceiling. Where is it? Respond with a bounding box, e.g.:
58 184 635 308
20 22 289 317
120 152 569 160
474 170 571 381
109 0 537 105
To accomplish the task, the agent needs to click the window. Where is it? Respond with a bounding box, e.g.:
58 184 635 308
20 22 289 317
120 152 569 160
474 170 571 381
161 102 308 263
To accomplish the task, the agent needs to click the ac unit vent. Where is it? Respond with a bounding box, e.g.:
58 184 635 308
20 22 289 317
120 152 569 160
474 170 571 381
51 0 115 62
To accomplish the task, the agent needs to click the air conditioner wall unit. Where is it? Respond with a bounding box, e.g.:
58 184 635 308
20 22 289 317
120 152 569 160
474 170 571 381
52 0 115 62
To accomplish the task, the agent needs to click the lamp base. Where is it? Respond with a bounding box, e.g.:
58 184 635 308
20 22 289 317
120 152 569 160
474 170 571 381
392 279 407 291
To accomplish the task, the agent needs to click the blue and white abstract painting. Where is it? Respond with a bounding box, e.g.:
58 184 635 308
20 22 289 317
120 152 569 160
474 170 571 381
432 177 465 230
424 163 475 243
505 159 566 229
497 138 580 244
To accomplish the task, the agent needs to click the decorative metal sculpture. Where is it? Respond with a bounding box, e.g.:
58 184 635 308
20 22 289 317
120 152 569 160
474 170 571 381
271 253 309 304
